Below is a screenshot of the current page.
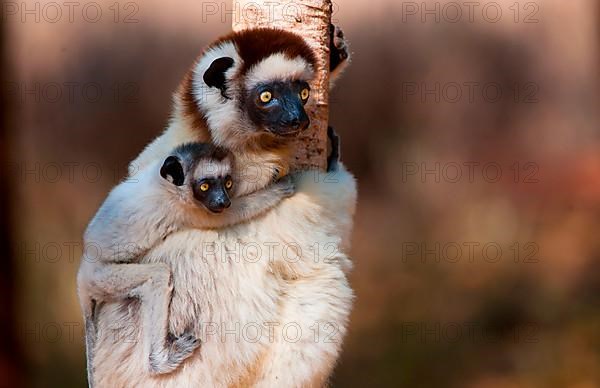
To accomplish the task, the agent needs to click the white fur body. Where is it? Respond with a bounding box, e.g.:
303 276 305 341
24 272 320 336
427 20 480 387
92 164 357 387
78 148 299 384
94 27 357 387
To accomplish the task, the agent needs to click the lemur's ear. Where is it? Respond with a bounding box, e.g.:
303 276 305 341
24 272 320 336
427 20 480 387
160 156 185 186
203 57 234 99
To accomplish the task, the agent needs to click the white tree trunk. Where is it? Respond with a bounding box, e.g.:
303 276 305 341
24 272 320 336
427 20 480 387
232 0 332 170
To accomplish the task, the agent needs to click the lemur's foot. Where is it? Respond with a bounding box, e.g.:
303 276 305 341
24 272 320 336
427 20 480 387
171 331 201 359
149 332 201 375
330 24 349 73
327 126 340 173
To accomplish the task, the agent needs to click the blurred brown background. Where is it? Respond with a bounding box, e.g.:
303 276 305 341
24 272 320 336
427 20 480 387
2 0 600 387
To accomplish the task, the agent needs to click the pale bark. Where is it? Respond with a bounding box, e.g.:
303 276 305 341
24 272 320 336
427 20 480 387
232 0 332 170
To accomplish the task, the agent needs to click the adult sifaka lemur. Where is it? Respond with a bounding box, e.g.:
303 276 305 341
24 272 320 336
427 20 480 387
90 26 357 387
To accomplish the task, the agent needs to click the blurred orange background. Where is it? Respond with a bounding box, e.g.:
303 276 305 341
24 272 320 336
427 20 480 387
3 0 600 386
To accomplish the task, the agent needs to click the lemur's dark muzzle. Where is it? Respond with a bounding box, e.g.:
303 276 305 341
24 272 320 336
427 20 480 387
275 97 310 136
207 190 231 213
284 109 310 131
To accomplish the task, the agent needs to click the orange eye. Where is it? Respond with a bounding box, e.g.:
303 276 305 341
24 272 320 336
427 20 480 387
300 88 310 101
199 183 209 192
260 91 272 103
225 180 233 189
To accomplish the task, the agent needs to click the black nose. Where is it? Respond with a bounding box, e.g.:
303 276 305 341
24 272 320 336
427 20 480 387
216 197 231 209
207 195 231 213
288 113 310 131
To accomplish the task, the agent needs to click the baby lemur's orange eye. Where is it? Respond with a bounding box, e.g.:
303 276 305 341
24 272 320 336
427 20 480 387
259 91 272 103
300 88 310 101
225 180 233 189
199 183 210 192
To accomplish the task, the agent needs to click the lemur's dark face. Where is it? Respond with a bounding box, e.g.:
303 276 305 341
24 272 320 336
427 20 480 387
246 80 311 137
201 43 316 144
160 150 234 214
190 175 233 214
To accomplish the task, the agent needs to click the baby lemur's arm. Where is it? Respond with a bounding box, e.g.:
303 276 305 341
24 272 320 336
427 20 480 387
189 176 295 230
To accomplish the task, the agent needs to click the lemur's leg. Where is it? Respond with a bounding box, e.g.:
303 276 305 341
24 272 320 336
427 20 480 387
82 263 200 378
329 24 350 84
128 267 201 374
327 126 340 173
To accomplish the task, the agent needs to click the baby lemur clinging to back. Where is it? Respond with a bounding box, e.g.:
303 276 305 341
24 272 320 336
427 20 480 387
77 142 294 384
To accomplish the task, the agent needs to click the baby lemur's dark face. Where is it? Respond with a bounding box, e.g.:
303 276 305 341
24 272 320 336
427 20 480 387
190 173 233 213
160 143 235 214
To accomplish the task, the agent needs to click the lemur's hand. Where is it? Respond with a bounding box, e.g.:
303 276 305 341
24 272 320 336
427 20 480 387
327 126 341 173
330 24 349 74
274 174 296 198
168 331 201 362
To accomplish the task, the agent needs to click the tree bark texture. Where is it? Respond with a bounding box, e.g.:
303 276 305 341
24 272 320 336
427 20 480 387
232 0 332 170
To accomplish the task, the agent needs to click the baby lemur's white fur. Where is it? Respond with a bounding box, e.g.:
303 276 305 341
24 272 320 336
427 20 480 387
91 164 356 387
90 27 356 387
78 143 294 385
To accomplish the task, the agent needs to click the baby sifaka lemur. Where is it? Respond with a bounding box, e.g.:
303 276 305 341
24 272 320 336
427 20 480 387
77 142 294 385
